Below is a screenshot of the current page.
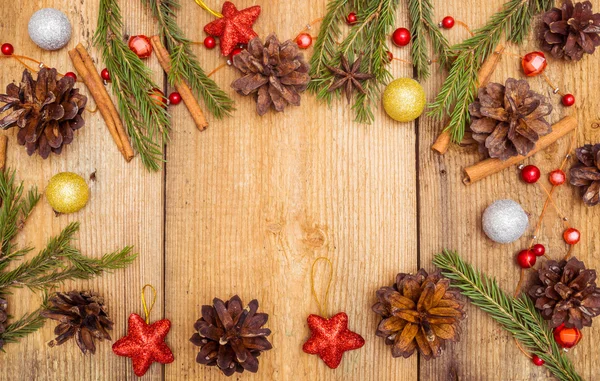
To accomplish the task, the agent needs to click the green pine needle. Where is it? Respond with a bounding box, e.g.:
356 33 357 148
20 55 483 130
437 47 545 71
433 250 583 381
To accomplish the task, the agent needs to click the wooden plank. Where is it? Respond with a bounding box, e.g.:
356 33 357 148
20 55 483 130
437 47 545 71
0 1 164 380
164 0 418 380
419 0 600 380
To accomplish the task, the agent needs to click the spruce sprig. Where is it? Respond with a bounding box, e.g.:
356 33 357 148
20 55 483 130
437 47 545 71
141 0 234 118
433 250 583 381
95 0 171 171
429 0 554 143
407 0 450 79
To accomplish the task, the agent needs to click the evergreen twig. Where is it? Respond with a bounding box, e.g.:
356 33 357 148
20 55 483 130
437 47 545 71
429 0 554 143
0 305 47 350
433 250 583 381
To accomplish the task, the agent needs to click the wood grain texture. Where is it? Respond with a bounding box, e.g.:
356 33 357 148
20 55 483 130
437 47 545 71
0 0 599 380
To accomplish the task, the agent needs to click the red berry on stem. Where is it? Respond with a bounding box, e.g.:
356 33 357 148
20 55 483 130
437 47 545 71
562 94 575 107
521 52 547 77
386 51 394 63
532 244 545 257
64 72 77 81
521 165 541 184
554 324 582 349
563 228 580 245
229 47 243 61
149 88 167 108
203 36 216 49
128 35 153 59
392 28 411 47
532 355 545 366
346 12 357 25
168 92 182 105
1 43 14 56
549 169 566 186
516 250 536 269
296 33 313 49
101 68 111 81
441 16 455 29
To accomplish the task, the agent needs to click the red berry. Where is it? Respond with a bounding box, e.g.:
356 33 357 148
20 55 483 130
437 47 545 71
441 16 455 29
296 33 313 49
554 324 582 349
549 169 566 186
562 94 575 107
346 12 358 25
101 68 111 81
204 36 216 49
532 355 545 366
531 244 545 257
1 43 14 56
521 165 541 184
521 52 547 77
392 28 411 47
386 51 394 63
168 92 182 105
516 250 536 269
128 35 153 59
64 72 77 81
563 228 580 245
229 47 243 61
149 88 167 108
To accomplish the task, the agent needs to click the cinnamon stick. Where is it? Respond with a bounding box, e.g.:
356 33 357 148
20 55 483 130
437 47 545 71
0 135 8 171
463 115 577 185
432 44 505 155
150 36 208 131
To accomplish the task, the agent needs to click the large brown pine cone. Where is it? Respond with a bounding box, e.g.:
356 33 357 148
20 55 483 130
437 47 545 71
372 269 465 360
41 291 112 354
469 78 553 160
528 257 600 329
190 295 272 376
569 144 600 206
231 34 310 116
541 0 600 61
0 68 86 158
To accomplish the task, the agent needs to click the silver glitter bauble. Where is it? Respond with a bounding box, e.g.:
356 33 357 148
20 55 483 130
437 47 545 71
482 199 529 244
28 8 72 51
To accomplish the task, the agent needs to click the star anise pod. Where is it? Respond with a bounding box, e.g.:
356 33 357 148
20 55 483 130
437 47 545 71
326 55 374 103
569 143 600 206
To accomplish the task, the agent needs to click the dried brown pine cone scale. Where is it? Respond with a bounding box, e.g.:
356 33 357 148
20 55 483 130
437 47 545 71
570 144 600 206
0 298 7 350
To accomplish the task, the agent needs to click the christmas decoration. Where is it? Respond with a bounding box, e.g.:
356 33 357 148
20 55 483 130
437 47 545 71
392 28 411 46
532 355 545 366
434 250 583 381
64 72 77 80
168 92 182 105
382 78 426 122
228 47 243 61
469 78 553 160
372 269 465 360
128 35 153 59
45 172 89 214
0 298 7 350
42 291 113 354
0 170 135 351
481 199 529 244
231 34 310 116
149 88 167 108
112 286 174 377
0 68 87 158
100 68 110 81
203 36 216 49
203 1 261 56
521 165 541 184
553 324 582 349
346 12 357 25
532 243 545 257
549 169 566 186
562 93 575 107
326 55 373 103
1 43 14 56
296 33 313 49
563 228 581 245
541 0 600 61
190 295 272 376
516 249 536 268
528 257 600 329
570 144 600 206
28 8 72 51
441 16 455 29
303 312 365 368
521 51 547 77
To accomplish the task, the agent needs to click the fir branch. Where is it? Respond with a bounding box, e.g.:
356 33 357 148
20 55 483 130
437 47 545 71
141 0 235 119
94 0 171 171
429 0 554 143
0 305 47 349
433 250 583 381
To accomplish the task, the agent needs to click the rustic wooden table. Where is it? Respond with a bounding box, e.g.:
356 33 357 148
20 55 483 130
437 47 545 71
1 0 598 380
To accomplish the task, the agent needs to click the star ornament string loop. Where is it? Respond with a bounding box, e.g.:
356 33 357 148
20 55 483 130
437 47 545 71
310 257 333 317
141 284 157 324
194 0 223 18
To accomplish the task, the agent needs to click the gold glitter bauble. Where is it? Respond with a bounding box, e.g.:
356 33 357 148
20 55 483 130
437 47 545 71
382 78 426 122
45 172 89 214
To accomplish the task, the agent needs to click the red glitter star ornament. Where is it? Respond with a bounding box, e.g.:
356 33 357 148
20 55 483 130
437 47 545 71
112 314 175 377
203 1 261 56
302 312 365 369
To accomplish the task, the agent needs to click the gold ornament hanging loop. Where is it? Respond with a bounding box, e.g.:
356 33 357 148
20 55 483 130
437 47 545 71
310 257 333 317
141 284 157 324
194 0 223 18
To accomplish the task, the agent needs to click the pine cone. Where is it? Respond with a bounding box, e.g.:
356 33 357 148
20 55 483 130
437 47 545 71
41 291 112 354
469 78 553 160
0 68 87 158
0 297 7 350
528 257 600 329
569 144 600 206
372 269 465 360
190 295 272 376
540 1 600 61
231 34 310 116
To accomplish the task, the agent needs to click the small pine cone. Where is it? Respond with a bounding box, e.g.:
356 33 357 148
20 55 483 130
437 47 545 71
41 291 112 354
569 144 600 206
190 295 272 376
0 298 7 350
